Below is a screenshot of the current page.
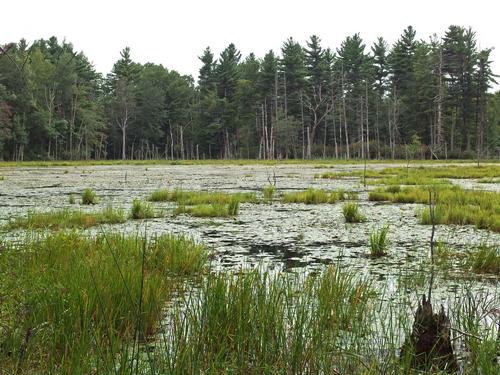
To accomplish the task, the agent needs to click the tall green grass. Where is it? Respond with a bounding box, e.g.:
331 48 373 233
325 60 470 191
465 245 500 275
369 185 500 232
175 201 240 218
369 225 390 256
81 188 98 205
160 267 374 373
148 188 257 205
282 188 357 204
342 202 366 223
5 207 126 230
0 231 208 373
262 185 276 201
317 165 500 184
129 198 158 219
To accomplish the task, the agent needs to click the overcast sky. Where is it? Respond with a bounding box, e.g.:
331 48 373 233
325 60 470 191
3 0 499 89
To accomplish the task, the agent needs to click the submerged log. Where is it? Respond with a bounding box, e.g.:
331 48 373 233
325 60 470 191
401 294 458 372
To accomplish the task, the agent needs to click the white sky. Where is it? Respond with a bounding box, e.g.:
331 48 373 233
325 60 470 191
2 0 499 89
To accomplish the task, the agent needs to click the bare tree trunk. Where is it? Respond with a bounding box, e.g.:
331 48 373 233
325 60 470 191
360 95 364 159
365 81 370 159
300 92 305 159
342 72 350 159
435 48 444 155
332 97 338 158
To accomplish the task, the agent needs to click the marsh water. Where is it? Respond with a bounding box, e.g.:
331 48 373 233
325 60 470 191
1 163 499 316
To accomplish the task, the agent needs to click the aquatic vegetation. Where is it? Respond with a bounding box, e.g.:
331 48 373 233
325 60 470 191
227 197 240 216
5 207 126 230
175 203 236 217
129 198 157 219
148 188 257 205
81 188 98 205
370 185 500 232
262 185 276 200
148 188 170 202
160 267 375 373
342 202 366 223
369 225 390 256
432 242 499 276
317 165 500 185
477 177 500 183
0 231 208 373
370 175 451 186
465 244 499 275
282 188 355 204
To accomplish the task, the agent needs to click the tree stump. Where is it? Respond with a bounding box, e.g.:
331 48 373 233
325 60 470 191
401 294 458 372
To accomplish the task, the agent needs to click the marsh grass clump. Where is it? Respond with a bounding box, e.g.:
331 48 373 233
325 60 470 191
6 207 126 230
465 245 499 275
81 188 98 205
477 177 500 183
282 188 355 204
370 185 499 232
342 202 366 223
0 231 208 373
162 266 374 373
369 225 390 256
262 185 276 201
371 175 452 186
175 203 234 217
227 197 240 216
148 188 256 205
129 198 157 219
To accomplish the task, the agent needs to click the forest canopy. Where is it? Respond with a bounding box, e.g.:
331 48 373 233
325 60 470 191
0 25 498 161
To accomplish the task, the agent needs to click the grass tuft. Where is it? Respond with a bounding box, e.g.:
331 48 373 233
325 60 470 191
282 188 356 204
465 245 499 275
369 225 390 256
262 185 276 201
81 188 98 205
6 207 126 230
342 202 366 223
0 231 208 373
369 185 500 232
129 198 157 219
148 188 256 205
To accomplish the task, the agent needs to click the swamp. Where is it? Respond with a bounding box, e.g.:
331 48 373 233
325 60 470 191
0 161 499 374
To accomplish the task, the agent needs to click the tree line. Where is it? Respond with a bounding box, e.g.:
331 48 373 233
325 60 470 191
0 25 498 161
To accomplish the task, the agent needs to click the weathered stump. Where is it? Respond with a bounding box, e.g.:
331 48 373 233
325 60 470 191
401 294 458 372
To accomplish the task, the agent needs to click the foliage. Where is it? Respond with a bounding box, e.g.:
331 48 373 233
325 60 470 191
0 231 208 373
0 28 497 161
5 207 126 230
